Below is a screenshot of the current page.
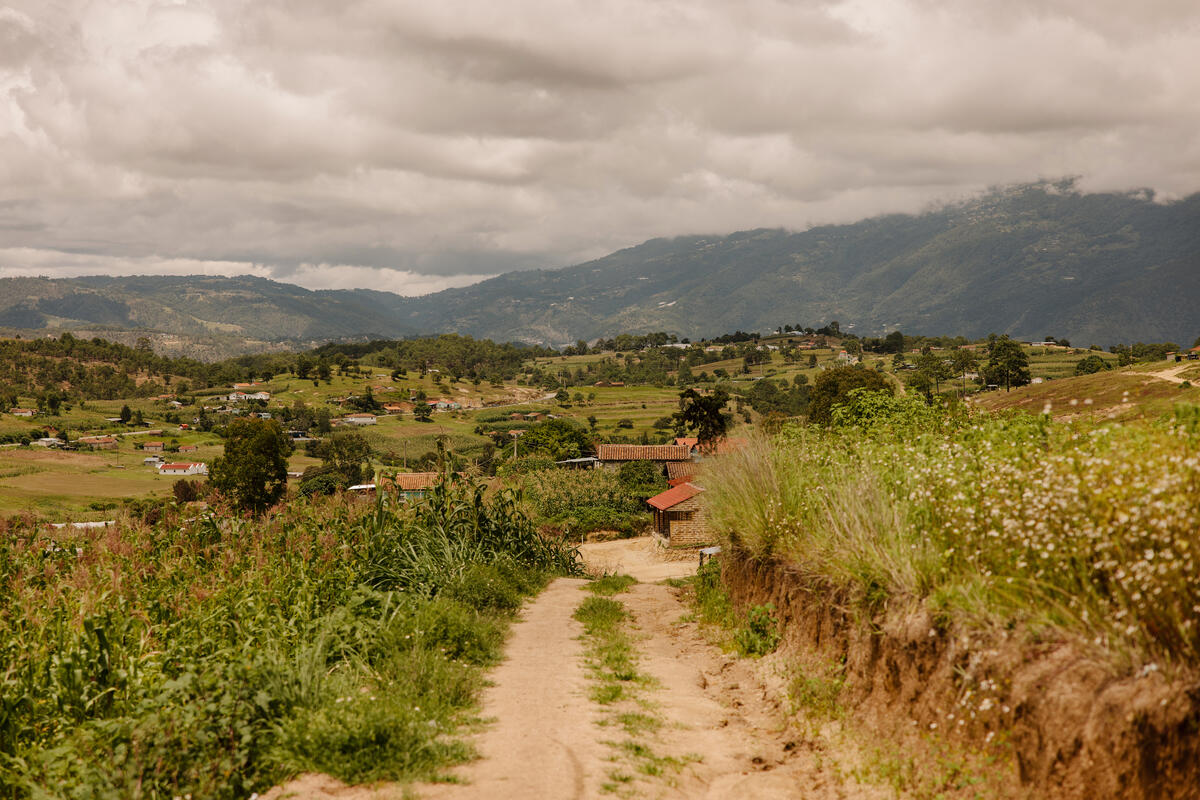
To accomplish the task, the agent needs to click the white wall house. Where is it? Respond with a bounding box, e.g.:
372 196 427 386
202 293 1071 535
158 462 208 476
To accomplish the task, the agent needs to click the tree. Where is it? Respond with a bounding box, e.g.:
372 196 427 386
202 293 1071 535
983 336 1031 391
949 348 978 395
315 430 372 485
914 351 952 395
807 366 893 425
208 418 293 513
1075 354 1111 376
413 403 433 422
119 404 132 424
555 388 570 404
520 418 591 461
674 388 730 451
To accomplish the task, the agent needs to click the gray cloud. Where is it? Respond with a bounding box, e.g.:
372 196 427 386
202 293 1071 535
1 0 1199 295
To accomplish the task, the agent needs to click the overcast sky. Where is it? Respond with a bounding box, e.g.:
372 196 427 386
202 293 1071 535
2 0 1199 295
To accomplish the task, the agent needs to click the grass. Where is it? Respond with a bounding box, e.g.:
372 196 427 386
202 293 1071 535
702 399 1200 669
575 577 696 796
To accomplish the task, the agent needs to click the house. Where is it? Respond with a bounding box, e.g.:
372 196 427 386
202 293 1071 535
341 413 377 426
596 444 693 469
647 482 712 548
674 437 700 453
178 444 199 453
143 441 165 452
509 412 525 421
158 462 208 476
382 402 412 414
381 472 439 501
665 461 698 486
143 456 163 466
78 435 118 450
229 391 271 402
554 456 600 469
9 408 35 417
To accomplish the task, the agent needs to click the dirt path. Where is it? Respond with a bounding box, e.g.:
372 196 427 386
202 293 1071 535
578 536 699 583
419 577 607 800
266 540 888 799
1131 362 1193 384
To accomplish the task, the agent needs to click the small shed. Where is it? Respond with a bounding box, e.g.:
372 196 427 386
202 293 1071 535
647 482 712 548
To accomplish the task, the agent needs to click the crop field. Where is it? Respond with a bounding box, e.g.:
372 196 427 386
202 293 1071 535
0 481 580 799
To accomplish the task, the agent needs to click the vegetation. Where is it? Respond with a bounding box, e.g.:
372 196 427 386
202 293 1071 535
518 468 653 537
0 478 579 798
703 394 1200 667
208 418 294 512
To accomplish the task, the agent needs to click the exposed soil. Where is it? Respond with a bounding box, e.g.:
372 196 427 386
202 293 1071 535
721 552 1200 800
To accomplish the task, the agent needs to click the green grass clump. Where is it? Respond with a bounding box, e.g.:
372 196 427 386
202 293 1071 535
588 574 637 596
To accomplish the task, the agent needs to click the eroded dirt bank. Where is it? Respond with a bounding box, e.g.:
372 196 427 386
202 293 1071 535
722 551 1200 800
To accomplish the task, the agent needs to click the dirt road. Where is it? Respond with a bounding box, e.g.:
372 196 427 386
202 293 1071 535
267 539 887 799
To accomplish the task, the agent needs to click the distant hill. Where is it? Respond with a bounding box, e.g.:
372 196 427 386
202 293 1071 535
3 182 1199 351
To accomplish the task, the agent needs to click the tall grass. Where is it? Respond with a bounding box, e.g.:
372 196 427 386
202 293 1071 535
0 476 580 799
703 397 1200 667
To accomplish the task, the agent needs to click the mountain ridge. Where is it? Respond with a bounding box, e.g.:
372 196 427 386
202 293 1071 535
2 182 1198 351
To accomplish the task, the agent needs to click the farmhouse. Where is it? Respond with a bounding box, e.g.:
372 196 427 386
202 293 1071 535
382 402 412 414
9 408 35 417
157 462 208 476
379 472 439 501
178 444 199 453
229 390 271 402
341 413 377 426
143 441 165 452
647 482 712 548
78 435 118 450
596 444 693 469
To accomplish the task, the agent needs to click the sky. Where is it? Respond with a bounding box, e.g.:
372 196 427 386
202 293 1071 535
2 0 1199 296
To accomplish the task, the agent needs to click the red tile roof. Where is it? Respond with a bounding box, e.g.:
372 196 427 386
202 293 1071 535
647 482 703 510
665 461 698 481
597 444 692 462
386 472 439 491
674 437 699 451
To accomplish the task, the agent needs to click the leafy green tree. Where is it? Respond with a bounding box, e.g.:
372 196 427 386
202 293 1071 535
807 366 893 425
413 403 433 422
949 348 979 395
209 418 293 513
315 430 373 485
119 404 132 424
914 351 952 395
1075 354 1112 376
983 336 1031 391
555 388 570 404
674 388 730 450
520 418 591 461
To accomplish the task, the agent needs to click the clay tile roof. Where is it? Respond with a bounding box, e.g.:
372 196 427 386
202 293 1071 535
388 472 439 491
596 444 692 462
674 437 699 450
665 461 698 481
647 482 703 510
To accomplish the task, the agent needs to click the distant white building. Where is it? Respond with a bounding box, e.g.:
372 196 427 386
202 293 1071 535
158 462 208 476
341 413 377 425
229 391 271 402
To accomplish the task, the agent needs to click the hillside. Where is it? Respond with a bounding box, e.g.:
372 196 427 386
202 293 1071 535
4 182 1200 350
396 182 1200 346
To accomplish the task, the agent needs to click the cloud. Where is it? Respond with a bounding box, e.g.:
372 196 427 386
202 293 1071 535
1 0 1199 294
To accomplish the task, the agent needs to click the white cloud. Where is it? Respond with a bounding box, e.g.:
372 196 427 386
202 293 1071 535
1 0 1199 294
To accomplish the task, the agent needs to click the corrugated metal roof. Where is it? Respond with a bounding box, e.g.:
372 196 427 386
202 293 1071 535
647 482 703 510
597 444 692 462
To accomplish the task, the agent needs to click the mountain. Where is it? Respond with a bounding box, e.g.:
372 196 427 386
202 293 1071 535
391 182 1200 347
3 182 1199 351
